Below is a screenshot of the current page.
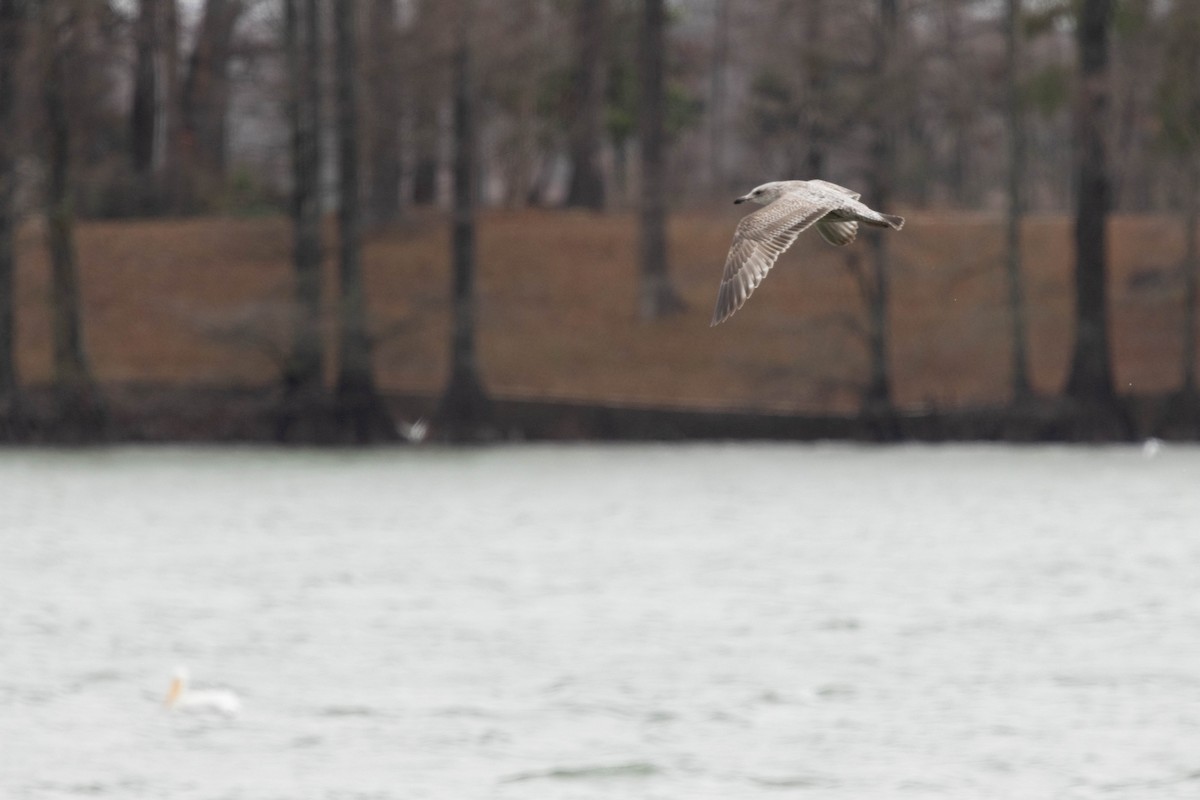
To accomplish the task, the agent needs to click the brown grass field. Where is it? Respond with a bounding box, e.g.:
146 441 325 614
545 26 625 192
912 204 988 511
11 207 1195 415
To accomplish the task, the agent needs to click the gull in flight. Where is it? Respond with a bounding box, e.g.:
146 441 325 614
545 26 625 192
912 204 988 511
711 180 904 326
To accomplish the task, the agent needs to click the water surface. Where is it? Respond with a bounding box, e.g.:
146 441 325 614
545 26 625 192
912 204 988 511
2 444 1199 799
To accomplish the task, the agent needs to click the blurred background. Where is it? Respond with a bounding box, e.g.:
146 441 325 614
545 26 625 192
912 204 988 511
0 0 1197 442
4 5 1200 800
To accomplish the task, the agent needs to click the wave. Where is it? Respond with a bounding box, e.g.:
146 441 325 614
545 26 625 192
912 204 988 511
500 761 661 783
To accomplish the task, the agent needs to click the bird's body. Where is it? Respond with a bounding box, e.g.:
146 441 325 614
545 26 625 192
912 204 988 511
164 667 241 716
711 180 904 326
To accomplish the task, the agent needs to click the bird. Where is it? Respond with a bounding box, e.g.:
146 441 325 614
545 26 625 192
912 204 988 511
163 666 242 716
398 417 429 443
711 180 905 326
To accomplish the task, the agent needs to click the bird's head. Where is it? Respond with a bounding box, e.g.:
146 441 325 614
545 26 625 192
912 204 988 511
734 182 792 205
164 666 192 707
734 182 786 206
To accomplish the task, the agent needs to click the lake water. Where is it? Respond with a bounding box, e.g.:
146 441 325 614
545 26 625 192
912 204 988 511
2 443 1199 800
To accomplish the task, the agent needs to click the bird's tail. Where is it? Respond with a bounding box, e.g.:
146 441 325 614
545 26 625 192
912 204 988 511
860 212 905 231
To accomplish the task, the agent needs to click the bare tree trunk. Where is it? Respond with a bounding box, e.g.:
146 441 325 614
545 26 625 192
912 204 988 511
367 0 403 224
1110 0 1153 212
437 28 492 441
1183 159 1199 397
411 98 439 205
1065 0 1123 434
637 0 684 320
331 0 395 443
43 2 105 441
161 0 183 212
1004 0 1031 402
941 0 970 206
0 0 27 434
130 0 158 198
409 0 440 206
277 0 326 441
708 0 729 189
181 0 243 196
862 0 897 428
802 0 827 178
565 0 606 210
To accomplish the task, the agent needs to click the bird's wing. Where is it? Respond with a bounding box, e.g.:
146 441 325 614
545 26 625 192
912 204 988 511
806 179 861 200
816 219 858 246
711 192 838 326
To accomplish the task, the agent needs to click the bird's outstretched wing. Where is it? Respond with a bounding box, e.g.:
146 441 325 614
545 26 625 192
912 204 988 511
711 193 837 326
815 218 858 246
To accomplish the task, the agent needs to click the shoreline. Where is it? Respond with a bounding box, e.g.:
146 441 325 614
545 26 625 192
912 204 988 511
4 382 1198 445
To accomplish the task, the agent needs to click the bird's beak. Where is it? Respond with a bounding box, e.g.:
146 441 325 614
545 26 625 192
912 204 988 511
164 678 182 708
733 195 747 204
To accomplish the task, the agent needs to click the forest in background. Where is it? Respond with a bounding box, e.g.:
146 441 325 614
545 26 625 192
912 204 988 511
0 0 1198 443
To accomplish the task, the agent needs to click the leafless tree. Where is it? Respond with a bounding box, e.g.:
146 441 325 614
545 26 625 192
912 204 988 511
437 18 492 441
1182 160 1199 400
1065 0 1124 433
129 0 157 180
161 0 183 211
1110 0 1157 212
332 0 395 442
41 0 106 440
408 0 446 206
564 0 607 210
1158 0 1200 408
861 0 899 424
366 0 404 224
181 0 245 200
1004 0 1031 402
0 0 27 433
637 0 684 320
277 0 326 441
707 0 729 188
801 0 828 178
129 0 180 213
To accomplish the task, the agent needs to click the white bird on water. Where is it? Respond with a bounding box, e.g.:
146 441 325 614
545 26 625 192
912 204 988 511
711 180 905 326
163 667 241 716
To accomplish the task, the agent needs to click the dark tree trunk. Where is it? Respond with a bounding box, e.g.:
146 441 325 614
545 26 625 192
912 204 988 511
1065 0 1127 437
367 0 403 224
1157 166 1200 437
708 0 729 188
43 4 105 441
409 0 439 206
1182 160 1199 396
1004 0 1032 402
130 0 158 181
1155 0 1200 435
332 0 395 443
411 95 439 205
436 32 492 442
939 0 971 206
862 0 897 430
564 0 606 210
277 0 327 442
161 0 183 212
802 0 827 178
181 0 242 183
637 0 684 320
0 0 27 435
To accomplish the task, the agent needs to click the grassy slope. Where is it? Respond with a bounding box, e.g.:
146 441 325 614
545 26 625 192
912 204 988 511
12 208 1192 414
